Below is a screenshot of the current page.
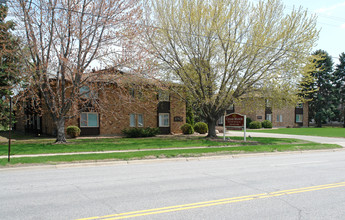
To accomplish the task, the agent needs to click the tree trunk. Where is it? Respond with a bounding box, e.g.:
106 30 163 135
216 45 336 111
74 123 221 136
316 119 322 128
206 119 217 138
55 118 67 143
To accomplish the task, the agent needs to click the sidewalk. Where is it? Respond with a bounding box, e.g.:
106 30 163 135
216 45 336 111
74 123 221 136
0 145 243 159
223 131 345 147
1 132 344 160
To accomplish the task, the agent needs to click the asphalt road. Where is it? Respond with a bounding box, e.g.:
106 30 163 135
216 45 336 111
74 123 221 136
2 149 345 220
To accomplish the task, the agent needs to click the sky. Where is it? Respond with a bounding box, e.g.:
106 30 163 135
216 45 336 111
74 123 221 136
280 0 345 63
5 0 344 64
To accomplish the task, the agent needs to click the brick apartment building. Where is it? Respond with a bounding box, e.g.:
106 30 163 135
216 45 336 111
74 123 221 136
217 99 308 128
15 70 187 136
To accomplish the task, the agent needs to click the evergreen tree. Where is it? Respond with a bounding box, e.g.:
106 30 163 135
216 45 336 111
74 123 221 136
334 53 345 127
0 4 20 128
307 50 337 127
185 103 195 126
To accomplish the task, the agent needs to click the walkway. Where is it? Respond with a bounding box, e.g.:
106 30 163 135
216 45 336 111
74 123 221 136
2 132 344 160
224 131 345 147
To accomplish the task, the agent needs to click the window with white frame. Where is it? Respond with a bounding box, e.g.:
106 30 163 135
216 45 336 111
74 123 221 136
158 90 169 102
276 114 283 122
80 86 90 98
265 99 272 108
80 112 99 127
266 113 272 122
80 85 98 99
130 114 136 127
296 114 303 123
159 113 170 127
138 114 143 127
130 114 144 127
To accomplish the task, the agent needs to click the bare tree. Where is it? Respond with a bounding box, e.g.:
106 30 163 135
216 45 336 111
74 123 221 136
144 0 319 137
12 0 143 142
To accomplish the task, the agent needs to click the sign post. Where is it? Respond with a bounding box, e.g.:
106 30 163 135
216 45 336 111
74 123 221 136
224 113 246 142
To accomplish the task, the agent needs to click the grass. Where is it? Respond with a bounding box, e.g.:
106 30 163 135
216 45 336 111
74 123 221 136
248 127 345 138
0 134 341 166
0 136 304 156
0 142 340 166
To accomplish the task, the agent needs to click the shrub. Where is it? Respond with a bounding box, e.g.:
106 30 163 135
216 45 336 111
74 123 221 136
141 127 160 137
249 121 262 129
122 127 160 138
246 117 252 128
180 123 194 134
194 122 208 134
66 126 81 138
262 120 273 128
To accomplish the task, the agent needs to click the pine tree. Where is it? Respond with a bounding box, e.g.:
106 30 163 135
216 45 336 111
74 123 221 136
334 53 345 127
307 50 337 127
0 4 20 128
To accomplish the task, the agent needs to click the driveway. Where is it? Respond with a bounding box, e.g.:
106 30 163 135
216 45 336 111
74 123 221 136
224 131 345 147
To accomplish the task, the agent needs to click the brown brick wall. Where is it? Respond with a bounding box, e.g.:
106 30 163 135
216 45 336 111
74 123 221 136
232 98 309 128
98 85 159 135
19 83 186 136
271 106 295 128
170 93 186 134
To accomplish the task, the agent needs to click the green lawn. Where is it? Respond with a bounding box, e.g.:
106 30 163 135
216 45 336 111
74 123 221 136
0 135 341 166
0 136 302 156
249 127 345 138
0 142 340 166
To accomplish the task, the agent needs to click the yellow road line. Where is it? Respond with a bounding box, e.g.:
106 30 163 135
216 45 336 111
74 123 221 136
76 181 345 220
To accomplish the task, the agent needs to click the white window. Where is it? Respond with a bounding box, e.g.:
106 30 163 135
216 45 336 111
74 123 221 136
276 114 283 122
296 114 303 123
266 114 272 122
130 113 144 127
130 114 136 127
265 99 272 108
158 90 169 102
80 86 90 98
138 114 143 127
80 112 99 127
159 113 170 127
80 85 98 98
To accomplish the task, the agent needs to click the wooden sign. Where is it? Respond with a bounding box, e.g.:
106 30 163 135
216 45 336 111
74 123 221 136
225 113 245 127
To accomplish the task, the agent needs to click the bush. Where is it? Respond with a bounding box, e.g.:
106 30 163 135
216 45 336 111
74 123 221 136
249 121 262 129
262 120 273 128
66 126 81 138
180 123 194 134
194 122 208 134
246 117 252 128
122 127 160 138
